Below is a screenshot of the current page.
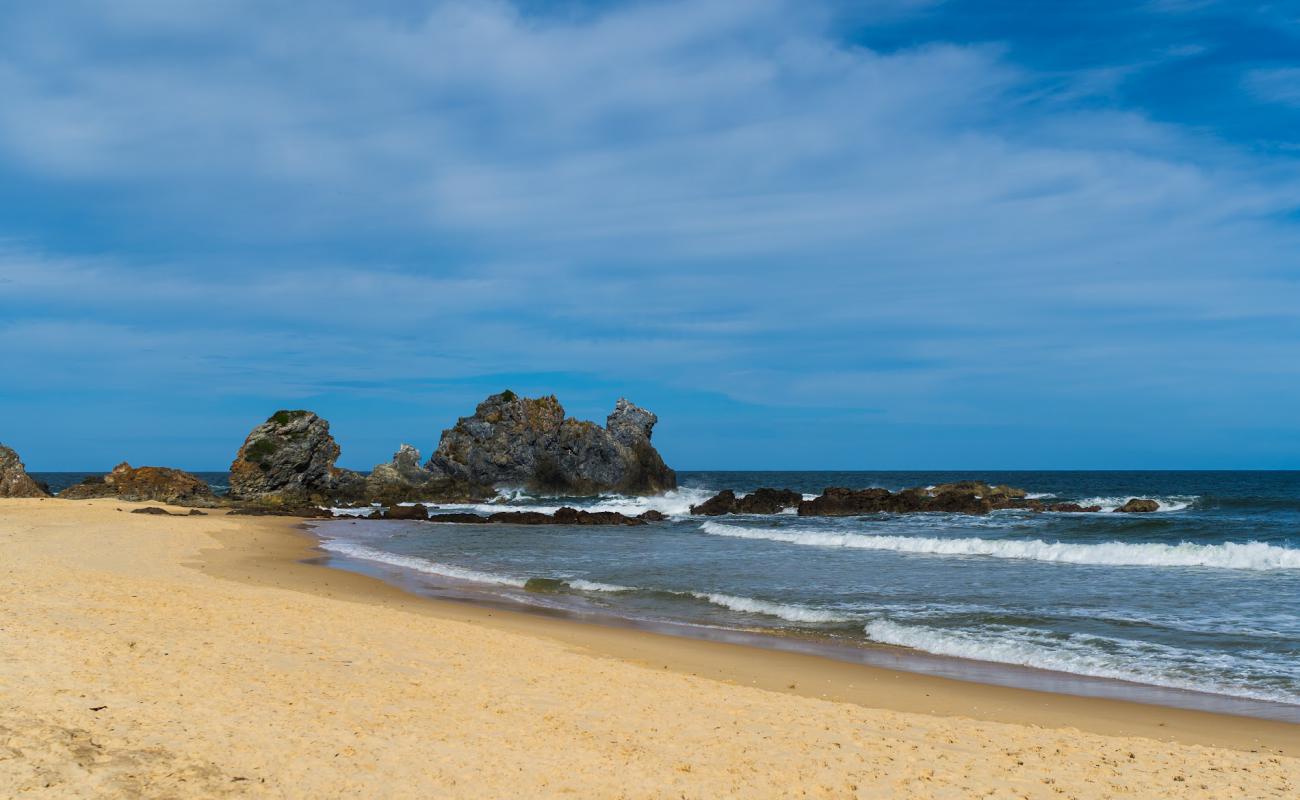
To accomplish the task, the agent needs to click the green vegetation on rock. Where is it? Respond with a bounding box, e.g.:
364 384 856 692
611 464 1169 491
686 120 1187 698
269 410 311 425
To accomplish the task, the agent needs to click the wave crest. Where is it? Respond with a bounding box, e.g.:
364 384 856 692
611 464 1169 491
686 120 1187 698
699 521 1300 571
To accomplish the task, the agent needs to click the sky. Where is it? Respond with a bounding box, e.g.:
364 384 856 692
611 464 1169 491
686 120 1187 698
1 0 1298 471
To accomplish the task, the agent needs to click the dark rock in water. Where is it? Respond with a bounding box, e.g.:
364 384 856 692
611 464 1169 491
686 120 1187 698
0 444 50 498
424 392 676 495
60 462 218 507
638 510 667 522
524 577 568 593
229 410 368 504
1115 498 1159 513
1048 503 1103 513
735 488 803 514
689 490 737 516
428 512 490 523
130 506 173 515
228 505 333 518
553 507 647 525
798 483 1036 516
925 490 992 515
382 504 430 521
798 487 893 516
488 510 558 525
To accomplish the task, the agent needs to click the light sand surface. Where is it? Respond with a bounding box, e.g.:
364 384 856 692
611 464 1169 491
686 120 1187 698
1 498 1297 798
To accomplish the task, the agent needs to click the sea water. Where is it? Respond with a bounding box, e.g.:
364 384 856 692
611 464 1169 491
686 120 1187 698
42 469 1298 714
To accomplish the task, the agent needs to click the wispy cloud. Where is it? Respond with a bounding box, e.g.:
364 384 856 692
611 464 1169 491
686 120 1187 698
0 0 1298 468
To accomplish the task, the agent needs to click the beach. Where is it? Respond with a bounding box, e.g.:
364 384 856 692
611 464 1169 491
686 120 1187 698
2 498 1297 798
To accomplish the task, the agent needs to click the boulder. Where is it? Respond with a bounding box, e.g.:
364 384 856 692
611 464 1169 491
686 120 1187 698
382 504 430 521
638 510 668 522
228 410 363 503
1115 498 1159 513
0 444 49 498
689 490 737 516
734 488 803 514
424 392 676 495
60 462 218 506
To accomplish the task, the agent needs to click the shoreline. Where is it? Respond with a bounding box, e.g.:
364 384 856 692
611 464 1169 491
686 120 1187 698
208 515 1300 753
5 497 1299 797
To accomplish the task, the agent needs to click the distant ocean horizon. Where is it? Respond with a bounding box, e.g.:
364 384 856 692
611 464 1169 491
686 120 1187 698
40 469 1300 717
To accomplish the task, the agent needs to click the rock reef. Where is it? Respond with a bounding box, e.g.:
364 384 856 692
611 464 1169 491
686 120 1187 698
424 393 675 495
375 505 662 525
59 462 218 507
0 444 49 498
688 482 1124 517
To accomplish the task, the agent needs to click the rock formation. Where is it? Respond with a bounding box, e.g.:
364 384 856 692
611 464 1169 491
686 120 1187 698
366 444 489 504
0 444 49 497
424 392 675 495
59 462 217 506
228 410 364 503
1114 498 1159 513
689 488 803 516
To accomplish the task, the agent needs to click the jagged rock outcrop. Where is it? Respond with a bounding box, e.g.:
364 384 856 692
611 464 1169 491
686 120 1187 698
690 488 803 516
0 444 49 498
424 392 675 495
798 484 1041 516
366 444 489 504
1115 498 1159 513
59 462 218 506
228 410 364 503
376 506 661 526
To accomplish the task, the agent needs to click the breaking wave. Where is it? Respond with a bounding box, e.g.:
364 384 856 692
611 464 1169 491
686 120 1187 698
319 539 527 587
687 592 853 623
863 619 1300 705
699 521 1300 571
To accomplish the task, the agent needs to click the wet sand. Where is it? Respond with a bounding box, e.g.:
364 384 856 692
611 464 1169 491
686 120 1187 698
2 497 1297 798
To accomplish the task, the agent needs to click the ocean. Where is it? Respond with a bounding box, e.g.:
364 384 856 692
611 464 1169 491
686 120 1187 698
39 469 1300 718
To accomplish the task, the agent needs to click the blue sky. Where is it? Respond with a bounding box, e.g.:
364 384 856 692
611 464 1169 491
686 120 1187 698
1 0 1298 471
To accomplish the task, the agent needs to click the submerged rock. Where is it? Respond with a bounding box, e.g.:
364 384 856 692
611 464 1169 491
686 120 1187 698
60 462 218 506
1047 503 1103 513
1115 498 1159 513
523 577 568 593
798 483 1039 516
228 410 363 503
424 392 675 495
0 444 49 498
427 512 491 524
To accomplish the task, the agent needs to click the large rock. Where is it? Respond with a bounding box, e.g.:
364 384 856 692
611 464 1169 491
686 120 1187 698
229 410 362 502
798 483 1036 516
0 444 49 498
425 392 676 495
60 462 218 506
1114 498 1159 513
689 488 803 515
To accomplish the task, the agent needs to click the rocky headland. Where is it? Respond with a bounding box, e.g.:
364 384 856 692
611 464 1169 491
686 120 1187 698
60 462 219 506
0 444 50 498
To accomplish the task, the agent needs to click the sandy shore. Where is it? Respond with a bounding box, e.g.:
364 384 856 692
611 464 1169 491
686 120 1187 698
1 499 1297 798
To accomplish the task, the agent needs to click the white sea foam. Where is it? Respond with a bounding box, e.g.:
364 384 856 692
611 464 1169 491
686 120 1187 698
688 592 853 623
424 486 716 518
1025 492 1057 500
864 619 1300 705
699 521 1300 571
319 539 527 587
567 579 634 593
1077 495 1198 512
